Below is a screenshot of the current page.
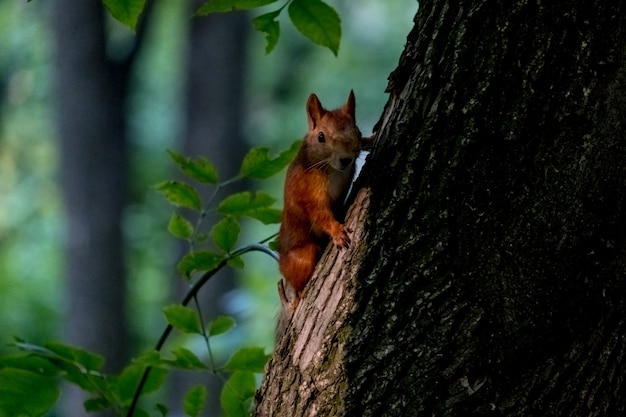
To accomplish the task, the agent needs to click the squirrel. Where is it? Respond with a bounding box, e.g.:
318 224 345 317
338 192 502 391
277 90 373 315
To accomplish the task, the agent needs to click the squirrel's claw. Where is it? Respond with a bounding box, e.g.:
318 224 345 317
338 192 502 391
333 225 352 249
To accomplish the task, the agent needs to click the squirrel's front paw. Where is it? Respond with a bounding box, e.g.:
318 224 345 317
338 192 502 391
332 225 352 249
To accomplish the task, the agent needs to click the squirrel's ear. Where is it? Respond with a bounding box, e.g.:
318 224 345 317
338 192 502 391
343 90 356 120
306 94 325 130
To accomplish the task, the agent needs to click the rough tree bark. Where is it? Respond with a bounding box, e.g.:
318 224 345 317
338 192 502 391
255 1 626 416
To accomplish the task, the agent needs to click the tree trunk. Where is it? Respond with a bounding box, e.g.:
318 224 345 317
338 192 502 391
51 1 138 414
52 0 130 376
255 1 626 416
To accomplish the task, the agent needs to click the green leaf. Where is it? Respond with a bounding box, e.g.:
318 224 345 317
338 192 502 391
154 181 202 211
168 212 194 240
142 371 168 395
44 341 105 372
219 191 275 213
177 250 225 278
247 207 282 225
163 305 202 334
130 407 151 417
114 365 167 404
133 351 165 368
288 0 341 56
268 239 279 252
239 140 300 179
197 0 277 15
13 342 95 391
212 216 241 253
0 354 60 377
103 0 145 30
0 368 59 417
167 149 218 184
227 255 245 269
224 347 270 373
184 385 207 417
133 348 206 371
84 397 111 412
45 360 93 392
208 315 236 337
253 9 281 54
220 371 256 417
218 191 281 224
113 366 142 404
170 347 207 370
156 403 169 417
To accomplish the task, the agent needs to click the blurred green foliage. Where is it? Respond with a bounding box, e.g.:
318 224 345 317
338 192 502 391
1 140 297 416
0 0 60 344
0 0 416 387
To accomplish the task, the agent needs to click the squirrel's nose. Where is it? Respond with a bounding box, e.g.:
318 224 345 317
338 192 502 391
339 157 353 169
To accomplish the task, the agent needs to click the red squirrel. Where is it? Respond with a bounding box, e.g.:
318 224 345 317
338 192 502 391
278 90 372 310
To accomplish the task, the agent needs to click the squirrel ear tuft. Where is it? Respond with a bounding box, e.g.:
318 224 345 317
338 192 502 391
306 94 325 130
343 90 356 120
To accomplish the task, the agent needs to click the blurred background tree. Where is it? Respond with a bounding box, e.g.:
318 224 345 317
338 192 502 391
0 0 415 415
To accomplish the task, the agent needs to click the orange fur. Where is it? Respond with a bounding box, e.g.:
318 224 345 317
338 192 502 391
278 90 370 305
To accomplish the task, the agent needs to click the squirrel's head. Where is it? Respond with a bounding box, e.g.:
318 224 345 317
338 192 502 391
303 90 363 171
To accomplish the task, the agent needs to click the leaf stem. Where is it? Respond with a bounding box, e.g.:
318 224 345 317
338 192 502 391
188 174 242 252
191 293 217 372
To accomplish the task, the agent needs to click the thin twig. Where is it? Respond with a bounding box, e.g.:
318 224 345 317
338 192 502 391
191 293 216 371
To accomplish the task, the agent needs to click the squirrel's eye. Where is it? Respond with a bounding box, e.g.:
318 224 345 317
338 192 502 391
318 132 325 143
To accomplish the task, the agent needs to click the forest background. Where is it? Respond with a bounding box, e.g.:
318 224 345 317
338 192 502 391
0 0 414 415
